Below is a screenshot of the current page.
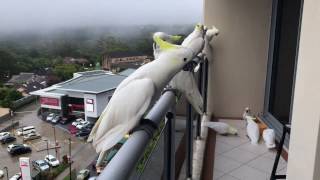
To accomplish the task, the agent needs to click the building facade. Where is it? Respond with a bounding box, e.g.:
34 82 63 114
31 70 127 122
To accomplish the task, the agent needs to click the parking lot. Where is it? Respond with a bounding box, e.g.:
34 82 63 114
0 102 97 179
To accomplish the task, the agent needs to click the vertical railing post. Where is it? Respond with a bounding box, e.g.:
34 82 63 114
196 61 203 139
203 58 209 113
164 109 176 180
186 103 193 178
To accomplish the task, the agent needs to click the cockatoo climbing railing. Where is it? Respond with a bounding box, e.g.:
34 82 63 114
96 57 208 180
97 89 178 180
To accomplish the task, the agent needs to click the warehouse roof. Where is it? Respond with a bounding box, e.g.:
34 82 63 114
31 70 127 96
118 68 136 77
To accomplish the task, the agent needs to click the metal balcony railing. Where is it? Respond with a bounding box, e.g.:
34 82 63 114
97 56 209 180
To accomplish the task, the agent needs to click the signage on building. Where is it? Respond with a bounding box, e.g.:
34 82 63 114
85 99 94 112
19 157 31 180
40 97 59 106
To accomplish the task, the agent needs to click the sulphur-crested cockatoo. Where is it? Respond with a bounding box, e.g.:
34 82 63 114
203 121 238 135
88 25 205 155
193 25 219 72
263 129 276 149
153 25 219 115
246 116 260 144
242 107 252 120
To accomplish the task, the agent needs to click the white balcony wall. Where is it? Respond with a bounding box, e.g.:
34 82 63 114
204 0 272 118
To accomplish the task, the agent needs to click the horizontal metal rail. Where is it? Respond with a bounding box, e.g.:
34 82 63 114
97 90 177 180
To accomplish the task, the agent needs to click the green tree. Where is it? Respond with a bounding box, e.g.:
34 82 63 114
53 64 79 80
0 49 16 80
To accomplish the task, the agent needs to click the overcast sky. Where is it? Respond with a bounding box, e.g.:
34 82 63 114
0 0 203 33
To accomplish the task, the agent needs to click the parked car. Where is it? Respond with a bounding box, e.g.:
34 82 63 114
51 115 61 124
23 132 41 141
7 144 31 155
76 130 90 136
68 125 78 134
76 121 91 130
72 118 85 126
76 169 90 180
32 160 49 172
46 113 55 122
0 132 10 140
16 126 36 136
85 123 94 129
0 135 16 144
60 117 71 125
44 155 60 167
9 173 21 180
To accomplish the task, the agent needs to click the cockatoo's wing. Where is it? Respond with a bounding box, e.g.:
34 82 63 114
170 71 203 115
246 118 260 144
204 121 238 135
88 78 155 153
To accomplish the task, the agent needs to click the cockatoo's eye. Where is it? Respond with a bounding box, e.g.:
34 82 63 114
183 58 187 62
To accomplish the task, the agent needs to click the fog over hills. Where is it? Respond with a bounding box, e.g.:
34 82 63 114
0 0 203 37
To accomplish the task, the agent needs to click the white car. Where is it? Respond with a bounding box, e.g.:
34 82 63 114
44 155 60 167
76 121 90 129
0 132 10 140
23 132 41 141
9 172 21 180
72 118 85 126
32 160 49 172
46 113 55 122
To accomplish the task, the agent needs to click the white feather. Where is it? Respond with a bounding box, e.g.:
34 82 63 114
263 129 276 149
246 117 260 144
203 121 238 135
169 71 203 115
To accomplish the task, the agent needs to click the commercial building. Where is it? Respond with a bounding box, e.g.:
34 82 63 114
31 70 127 122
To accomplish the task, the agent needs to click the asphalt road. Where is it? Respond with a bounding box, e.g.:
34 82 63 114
0 102 97 179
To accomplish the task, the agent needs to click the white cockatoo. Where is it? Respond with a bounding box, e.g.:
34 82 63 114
246 116 260 144
88 25 205 156
242 107 252 120
152 25 219 115
193 25 219 72
263 129 276 149
203 121 238 135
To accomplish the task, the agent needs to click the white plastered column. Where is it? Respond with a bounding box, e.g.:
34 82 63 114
287 0 320 179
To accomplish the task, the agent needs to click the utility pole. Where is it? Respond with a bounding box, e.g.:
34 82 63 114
69 137 72 180
10 109 14 135
52 126 58 158
44 139 49 156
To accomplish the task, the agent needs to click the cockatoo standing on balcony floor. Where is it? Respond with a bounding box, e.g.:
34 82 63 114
88 25 205 159
153 25 219 115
